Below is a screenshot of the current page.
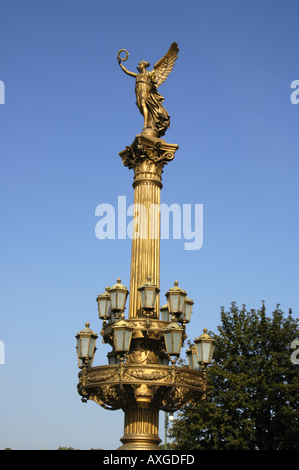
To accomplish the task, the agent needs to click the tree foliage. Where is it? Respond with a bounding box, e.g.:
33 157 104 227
169 302 299 450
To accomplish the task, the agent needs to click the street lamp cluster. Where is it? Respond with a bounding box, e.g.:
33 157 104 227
76 277 215 370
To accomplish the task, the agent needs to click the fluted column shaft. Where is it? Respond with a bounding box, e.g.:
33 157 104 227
129 176 161 318
119 404 161 450
119 134 178 320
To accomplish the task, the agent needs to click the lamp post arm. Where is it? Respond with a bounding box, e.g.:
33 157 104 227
164 412 169 450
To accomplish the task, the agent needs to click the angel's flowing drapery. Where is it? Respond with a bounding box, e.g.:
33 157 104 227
134 42 179 138
135 72 170 137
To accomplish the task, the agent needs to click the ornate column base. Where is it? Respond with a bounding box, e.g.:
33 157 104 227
78 363 206 449
118 405 161 450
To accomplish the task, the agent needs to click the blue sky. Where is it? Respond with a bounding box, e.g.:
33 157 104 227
0 0 298 450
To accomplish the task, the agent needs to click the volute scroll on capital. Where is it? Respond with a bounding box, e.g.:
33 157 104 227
119 134 179 184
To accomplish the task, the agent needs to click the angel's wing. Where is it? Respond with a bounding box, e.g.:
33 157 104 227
153 42 179 88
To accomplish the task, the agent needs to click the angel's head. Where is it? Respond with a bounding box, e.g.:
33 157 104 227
137 60 150 72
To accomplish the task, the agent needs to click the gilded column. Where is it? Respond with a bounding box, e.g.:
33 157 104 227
119 134 178 319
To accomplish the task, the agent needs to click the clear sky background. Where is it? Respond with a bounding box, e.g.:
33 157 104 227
0 0 298 450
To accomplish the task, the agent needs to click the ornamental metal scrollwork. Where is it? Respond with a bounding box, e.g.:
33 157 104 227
119 135 178 181
77 363 206 415
123 139 175 170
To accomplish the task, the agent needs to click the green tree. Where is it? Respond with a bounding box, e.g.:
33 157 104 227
57 446 76 450
170 302 299 450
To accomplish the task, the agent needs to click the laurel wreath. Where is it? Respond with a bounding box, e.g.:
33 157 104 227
117 49 129 62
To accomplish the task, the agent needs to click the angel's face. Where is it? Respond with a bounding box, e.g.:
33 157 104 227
138 62 146 71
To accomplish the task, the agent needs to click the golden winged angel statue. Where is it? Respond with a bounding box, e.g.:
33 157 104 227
117 42 179 138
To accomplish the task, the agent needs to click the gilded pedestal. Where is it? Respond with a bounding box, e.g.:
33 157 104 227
77 363 206 450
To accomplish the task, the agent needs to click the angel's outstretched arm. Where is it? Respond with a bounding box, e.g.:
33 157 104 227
118 60 138 78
